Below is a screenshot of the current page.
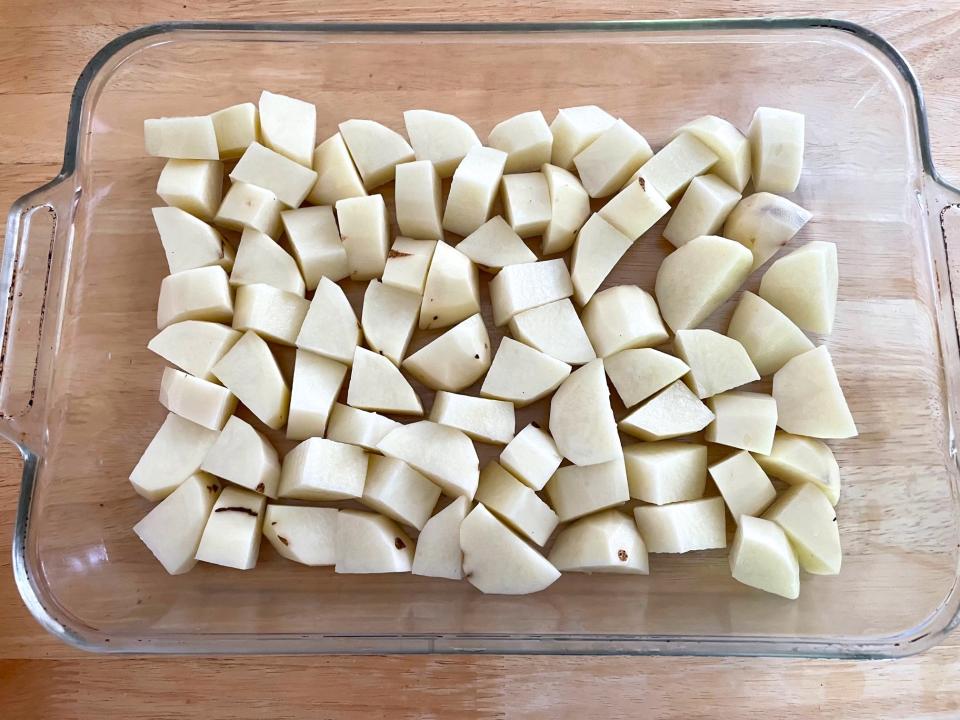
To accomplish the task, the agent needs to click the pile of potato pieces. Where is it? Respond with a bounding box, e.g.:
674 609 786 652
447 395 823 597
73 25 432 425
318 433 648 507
132 91 856 599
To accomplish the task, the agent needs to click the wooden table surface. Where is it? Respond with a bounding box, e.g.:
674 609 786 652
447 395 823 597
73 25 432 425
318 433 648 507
2 1 960 717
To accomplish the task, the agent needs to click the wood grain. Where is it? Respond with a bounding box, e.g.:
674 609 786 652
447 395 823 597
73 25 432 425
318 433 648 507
2 2 960 718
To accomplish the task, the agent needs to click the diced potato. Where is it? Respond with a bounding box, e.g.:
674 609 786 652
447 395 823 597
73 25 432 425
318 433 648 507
499 423 563 491
377 420 480 500
429 392 515 445
382 237 437 295
501 172 551 238
573 119 652 198
286 350 348 441
339 118 415 189
412 496 469 579
708 450 777 522
460 504 559 595
726 291 813 378
307 133 367 205
326 402 401 452
233 283 309 346
541 163 591 254
455 215 537 271
597 176 670 241
362 455 441 531
705 391 778 455
754 430 841 505
759 241 837 334
263 505 338 567
148 320 241 382
395 160 444 240
336 194 390 281
335 510 415 574
152 206 233 275
230 227 305 296
508 298 596 365
633 496 726 553
296 276 361 366
623 441 707 505
259 90 316 167
723 192 811 270
361 280 420 365
129 413 220 501
419 242 481 330
157 266 234 330
229 142 317 207
476 461 559 546
403 109 481 178
347 346 423 416
482 337 571 408
764 483 841 575
545 457 629 523
195 486 266 570
548 509 649 574
663 174 741 248
636 132 718 202
748 106 804 194
489 258 573 326
402 314 491 392
488 110 553 173
214 181 282 238
211 330 290 430
772 346 857 439
157 159 223 221
620 380 714 441
201 415 280 497
134 473 221 574
581 285 669 358
674 329 759 399
654 235 753 332
729 515 800 599
549 105 616 170
569 214 633 306
548 359 620 466
279 437 368 501
281 206 349 288
159 367 237 431
674 115 751 192
604 348 689 408
209 102 258 159
442 146 508 237
145 116 219 160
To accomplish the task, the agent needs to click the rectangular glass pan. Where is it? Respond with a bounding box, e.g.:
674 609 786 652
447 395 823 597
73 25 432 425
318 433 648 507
5 19 960 657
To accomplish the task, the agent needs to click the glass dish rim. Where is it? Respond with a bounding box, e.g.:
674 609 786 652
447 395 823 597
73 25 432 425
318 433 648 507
6 17 960 657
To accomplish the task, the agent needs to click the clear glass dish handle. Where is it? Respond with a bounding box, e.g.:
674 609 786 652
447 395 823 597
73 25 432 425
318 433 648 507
0 176 73 453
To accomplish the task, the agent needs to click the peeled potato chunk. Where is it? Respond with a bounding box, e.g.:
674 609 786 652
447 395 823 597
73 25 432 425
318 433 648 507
475 461 559 546
674 329 759 399
724 192 812 270
490 258 573 327
569 214 634 306
419 241 481 330
403 313 491 392
729 515 800 599
508 298 596 365
377 421 480 500
726 291 814 377
708 450 777 522
620 380 714 441
623 441 707 505
403 109 481 178
541 163 591 254
574 119 652 198
545 456 629 523
748 106 804 194
581 285 669 359
488 110 553 173
673 115 751 192
548 509 648 574
633 496 726 553
759 241 838 334
548 359 620 466
654 235 753 332
339 118 415 189
144 116 218 160
481 338 571 408
604 349 689 408
549 105 616 170
662 174 741 248
636 132 718 202
772 346 857 439
764 483 841 575
705 391 778 455
347 347 423 416
754 430 841 505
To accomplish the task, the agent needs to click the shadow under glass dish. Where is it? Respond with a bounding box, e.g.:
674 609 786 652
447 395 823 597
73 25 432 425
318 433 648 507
4 19 960 656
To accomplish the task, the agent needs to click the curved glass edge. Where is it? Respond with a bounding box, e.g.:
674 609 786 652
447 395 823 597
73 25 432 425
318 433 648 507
6 17 960 657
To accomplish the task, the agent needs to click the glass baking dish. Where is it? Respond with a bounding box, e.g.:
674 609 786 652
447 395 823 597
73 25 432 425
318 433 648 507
5 19 960 657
